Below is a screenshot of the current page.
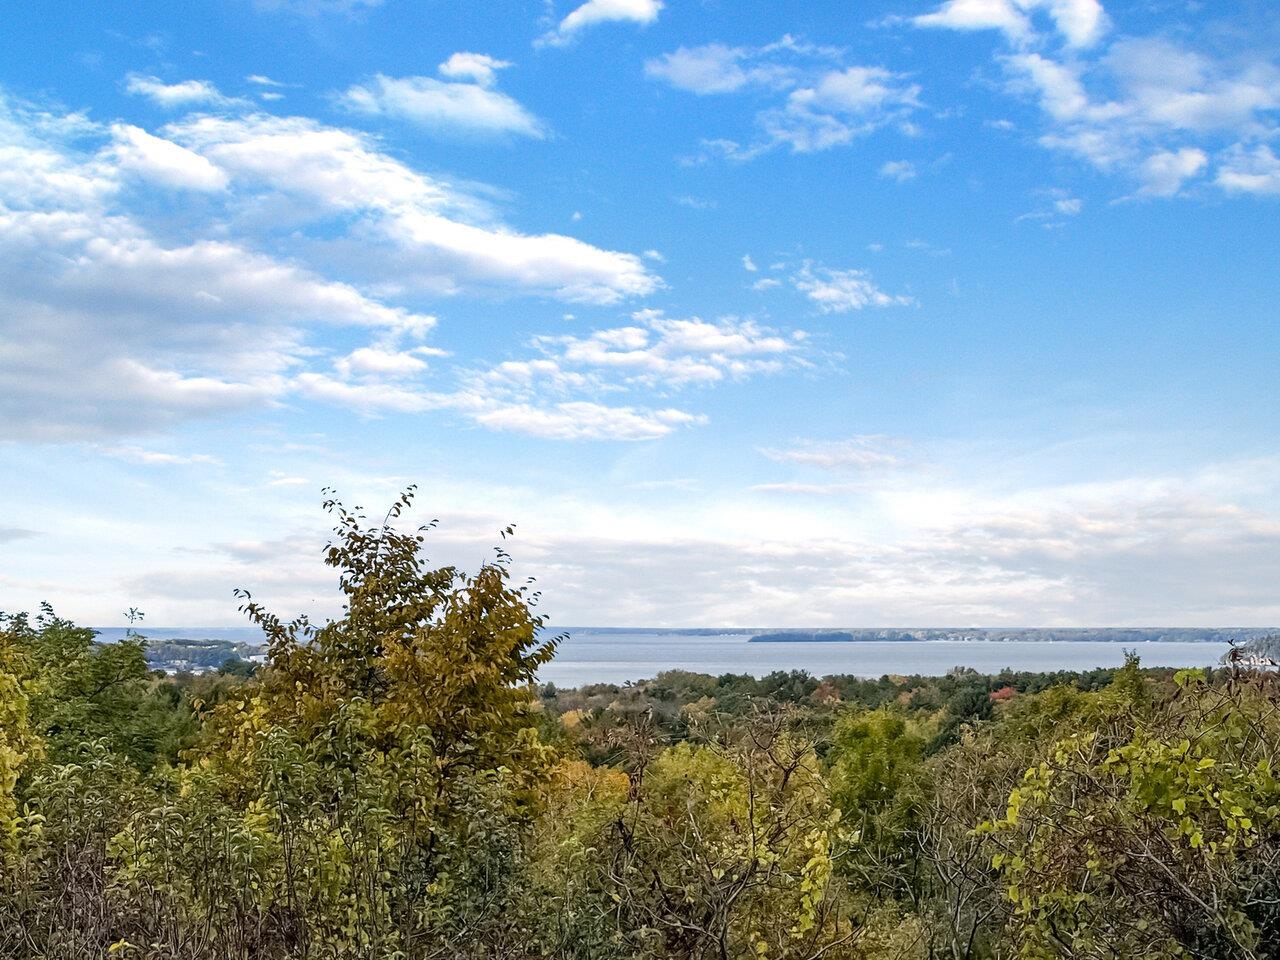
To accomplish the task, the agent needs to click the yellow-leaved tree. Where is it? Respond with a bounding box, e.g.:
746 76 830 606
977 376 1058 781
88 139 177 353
113 486 560 957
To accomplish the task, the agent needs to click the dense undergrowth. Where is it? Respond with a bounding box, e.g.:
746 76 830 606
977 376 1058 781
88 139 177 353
3 489 1279 959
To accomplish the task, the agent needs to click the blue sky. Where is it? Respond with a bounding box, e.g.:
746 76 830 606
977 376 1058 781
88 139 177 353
2 0 1278 627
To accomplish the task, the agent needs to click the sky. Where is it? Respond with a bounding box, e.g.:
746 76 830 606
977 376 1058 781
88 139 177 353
1 0 1279 629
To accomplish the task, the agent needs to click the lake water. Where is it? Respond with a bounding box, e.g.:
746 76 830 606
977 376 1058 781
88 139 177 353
96 625 1234 687
538 632 1233 687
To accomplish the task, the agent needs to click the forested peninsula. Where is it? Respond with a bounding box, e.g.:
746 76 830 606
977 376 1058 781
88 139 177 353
4 491 1280 959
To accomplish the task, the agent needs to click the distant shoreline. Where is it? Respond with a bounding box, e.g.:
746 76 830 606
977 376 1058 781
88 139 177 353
747 628 1274 644
95 625 1277 645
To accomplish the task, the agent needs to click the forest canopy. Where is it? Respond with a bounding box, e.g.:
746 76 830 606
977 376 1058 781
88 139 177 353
3 489 1279 959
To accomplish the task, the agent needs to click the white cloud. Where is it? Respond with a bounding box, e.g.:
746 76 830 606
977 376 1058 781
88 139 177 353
755 66 922 154
474 402 698 441
340 73 544 139
913 0 1033 45
246 74 285 87
334 345 433 379
262 306 804 442
169 114 659 303
124 74 241 109
761 436 906 471
438 52 512 88
0 105 457 441
539 0 663 47
792 262 914 312
99 445 221 466
1216 144 1280 196
742 254 758 272
1104 39 1279 135
651 42 921 157
879 159 917 181
910 5 1277 200
384 311 809 442
0 213 437 438
1000 39 1279 197
108 124 228 191
645 43 793 95
478 313 800 398
912 0 1107 49
1137 148 1207 197
292 372 436 413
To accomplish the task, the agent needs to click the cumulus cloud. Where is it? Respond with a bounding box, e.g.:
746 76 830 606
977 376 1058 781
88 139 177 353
333 345 435 379
364 311 808 441
648 40 920 157
913 0 1108 49
1137 147 1208 197
0 96 691 444
169 113 657 302
1007 42 1280 192
500 312 801 390
205 304 805 442
339 68 544 139
792 262 914 312
108 124 228 191
539 0 663 47
438 52 512 87
0 206 436 439
928 12 1279 199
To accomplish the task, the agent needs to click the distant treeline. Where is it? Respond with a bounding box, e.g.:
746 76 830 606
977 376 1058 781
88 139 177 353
140 635 260 672
750 626 1276 643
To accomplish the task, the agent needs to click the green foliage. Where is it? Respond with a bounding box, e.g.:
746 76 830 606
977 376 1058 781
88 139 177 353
980 679 1280 958
603 721 861 959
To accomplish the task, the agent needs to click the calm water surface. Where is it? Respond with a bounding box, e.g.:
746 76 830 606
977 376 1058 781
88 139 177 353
538 632 1232 687
96 626 1233 687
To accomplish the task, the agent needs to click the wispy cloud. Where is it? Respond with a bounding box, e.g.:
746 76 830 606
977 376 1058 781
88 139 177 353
1216 144 1280 196
791 261 915 312
761 436 907 471
250 0 382 15
879 159 917 182
124 74 244 109
99 446 222 466
648 38 921 158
